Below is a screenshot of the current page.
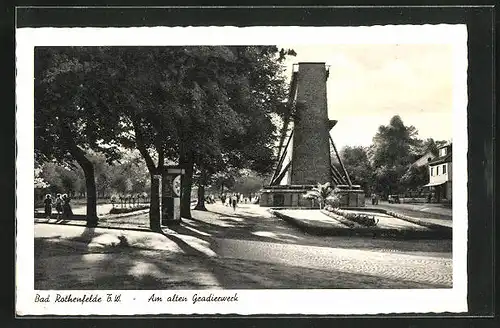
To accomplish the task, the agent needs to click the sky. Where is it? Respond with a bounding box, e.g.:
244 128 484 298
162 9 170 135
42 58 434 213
278 44 454 150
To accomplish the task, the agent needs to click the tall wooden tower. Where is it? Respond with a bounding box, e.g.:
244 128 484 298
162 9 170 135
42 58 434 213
260 62 364 208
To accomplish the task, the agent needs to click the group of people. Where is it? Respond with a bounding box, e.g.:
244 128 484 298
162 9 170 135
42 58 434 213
220 193 246 211
204 194 216 204
43 193 73 220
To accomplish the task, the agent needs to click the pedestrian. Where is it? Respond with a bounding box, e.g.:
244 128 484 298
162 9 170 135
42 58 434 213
54 194 63 219
231 194 237 211
61 194 73 220
44 194 52 219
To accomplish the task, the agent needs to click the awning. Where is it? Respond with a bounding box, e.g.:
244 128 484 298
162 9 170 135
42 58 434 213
423 181 446 187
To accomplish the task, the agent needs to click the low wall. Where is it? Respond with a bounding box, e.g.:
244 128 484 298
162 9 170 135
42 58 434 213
260 189 316 208
260 186 366 208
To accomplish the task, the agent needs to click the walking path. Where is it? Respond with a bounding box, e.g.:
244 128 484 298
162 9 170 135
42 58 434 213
374 202 452 217
34 203 453 290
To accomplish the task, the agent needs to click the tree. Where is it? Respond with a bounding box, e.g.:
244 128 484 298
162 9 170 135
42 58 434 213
36 46 293 229
304 182 335 209
233 170 268 197
212 170 238 195
159 46 294 217
34 168 49 189
370 115 422 197
401 164 429 193
35 47 124 226
339 146 374 192
418 138 448 156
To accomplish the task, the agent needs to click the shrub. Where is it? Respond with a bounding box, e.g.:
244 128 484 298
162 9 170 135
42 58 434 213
325 192 341 208
109 205 149 215
349 214 379 227
303 182 342 209
327 207 379 227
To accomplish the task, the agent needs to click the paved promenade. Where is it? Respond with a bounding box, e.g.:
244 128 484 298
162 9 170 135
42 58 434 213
34 203 452 290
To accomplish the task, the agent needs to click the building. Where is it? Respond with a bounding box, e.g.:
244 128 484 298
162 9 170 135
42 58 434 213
424 143 452 202
412 150 437 167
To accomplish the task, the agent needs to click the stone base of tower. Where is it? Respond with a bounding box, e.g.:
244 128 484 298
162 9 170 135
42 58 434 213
259 185 366 208
259 185 315 208
335 186 366 207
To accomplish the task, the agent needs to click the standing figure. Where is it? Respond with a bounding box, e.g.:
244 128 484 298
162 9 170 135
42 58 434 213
231 194 237 211
61 194 73 220
44 194 52 219
54 194 63 219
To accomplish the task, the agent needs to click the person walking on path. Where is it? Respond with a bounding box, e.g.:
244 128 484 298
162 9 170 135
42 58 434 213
54 194 63 219
231 194 237 211
61 194 73 220
44 194 52 219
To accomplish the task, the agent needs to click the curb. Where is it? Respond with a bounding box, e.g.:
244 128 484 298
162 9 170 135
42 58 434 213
271 210 452 240
34 220 154 233
334 207 452 232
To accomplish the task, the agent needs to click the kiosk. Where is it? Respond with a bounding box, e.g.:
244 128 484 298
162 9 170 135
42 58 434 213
161 166 185 226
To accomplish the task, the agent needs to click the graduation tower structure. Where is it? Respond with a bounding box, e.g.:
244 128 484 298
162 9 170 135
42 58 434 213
259 62 365 208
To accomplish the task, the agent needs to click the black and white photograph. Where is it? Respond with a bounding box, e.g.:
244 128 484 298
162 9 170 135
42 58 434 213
16 24 468 315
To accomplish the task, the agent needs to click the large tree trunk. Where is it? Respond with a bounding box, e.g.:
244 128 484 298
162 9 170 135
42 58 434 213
61 123 98 227
194 184 207 211
81 162 98 226
194 169 208 211
133 119 163 232
149 175 161 232
180 158 194 219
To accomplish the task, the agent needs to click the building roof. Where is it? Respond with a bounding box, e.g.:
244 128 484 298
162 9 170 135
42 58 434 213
438 142 453 149
428 152 452 165
412 151 436 167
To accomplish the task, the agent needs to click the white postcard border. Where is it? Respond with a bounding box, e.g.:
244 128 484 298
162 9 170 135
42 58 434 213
16 25 468 316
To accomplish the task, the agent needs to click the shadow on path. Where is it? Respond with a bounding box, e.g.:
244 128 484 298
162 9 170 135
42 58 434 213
34 236 446 290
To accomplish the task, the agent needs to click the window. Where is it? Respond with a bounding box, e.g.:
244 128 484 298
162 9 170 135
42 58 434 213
440 148 447 156
443 164 447 174
436 166 439 175
431 167 434 176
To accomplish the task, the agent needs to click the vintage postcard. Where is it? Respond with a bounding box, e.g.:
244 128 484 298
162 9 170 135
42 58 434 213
16 25 468 315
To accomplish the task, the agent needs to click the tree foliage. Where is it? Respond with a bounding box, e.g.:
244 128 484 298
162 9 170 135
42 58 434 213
370 115 423 197
340 146 374 192
401 164 429 192
304 182 335 209
35 46 293 227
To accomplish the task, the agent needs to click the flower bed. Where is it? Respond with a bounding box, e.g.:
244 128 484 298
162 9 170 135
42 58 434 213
324 206 379 227
320 209 357 228
109 205 149 215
